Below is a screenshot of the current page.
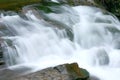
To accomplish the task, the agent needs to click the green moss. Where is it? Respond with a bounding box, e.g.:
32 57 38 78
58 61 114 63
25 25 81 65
65 63 89 80
0 0 42 11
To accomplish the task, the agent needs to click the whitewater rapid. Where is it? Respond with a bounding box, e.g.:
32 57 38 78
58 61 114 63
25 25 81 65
0 4 120 80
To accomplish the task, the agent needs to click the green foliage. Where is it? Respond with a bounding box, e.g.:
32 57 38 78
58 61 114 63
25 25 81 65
0 0 41 11
94 0 120 19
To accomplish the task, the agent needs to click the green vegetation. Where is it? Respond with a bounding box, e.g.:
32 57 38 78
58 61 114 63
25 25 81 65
0 0 120 19
57 0 95 6
35 1 61 13
0 0 41 11
94 0 120 19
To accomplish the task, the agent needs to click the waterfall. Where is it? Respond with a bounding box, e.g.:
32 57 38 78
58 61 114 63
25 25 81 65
0 3 120 80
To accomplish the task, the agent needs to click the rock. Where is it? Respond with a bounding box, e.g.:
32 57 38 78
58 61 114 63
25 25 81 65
94 48 109 65
113 39 120 49
0 52 3 58
0 42 5 66
0 60 4 65
66 63 89 80
54 63 89 80
0 63 90 80
0 55 5 66
90 76 100 80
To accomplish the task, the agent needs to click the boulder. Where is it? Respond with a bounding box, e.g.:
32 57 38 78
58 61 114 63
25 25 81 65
0 63 90 80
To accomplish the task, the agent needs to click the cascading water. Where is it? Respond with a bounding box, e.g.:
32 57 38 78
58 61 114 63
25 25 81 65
0 2 120 80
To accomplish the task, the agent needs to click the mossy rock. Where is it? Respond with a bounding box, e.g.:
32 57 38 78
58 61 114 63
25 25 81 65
0 0 42 11
65 63 89 80
34 2 61 13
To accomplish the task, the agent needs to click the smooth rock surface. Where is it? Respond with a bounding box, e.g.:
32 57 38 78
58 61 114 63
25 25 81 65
0 63 89 80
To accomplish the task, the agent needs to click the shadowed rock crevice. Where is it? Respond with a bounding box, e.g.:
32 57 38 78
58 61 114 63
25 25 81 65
0 39 5 67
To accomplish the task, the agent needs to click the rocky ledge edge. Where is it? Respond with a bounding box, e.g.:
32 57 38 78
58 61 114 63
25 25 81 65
0 63 93 80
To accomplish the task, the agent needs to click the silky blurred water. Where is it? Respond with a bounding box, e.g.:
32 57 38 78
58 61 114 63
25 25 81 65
0 4 120 80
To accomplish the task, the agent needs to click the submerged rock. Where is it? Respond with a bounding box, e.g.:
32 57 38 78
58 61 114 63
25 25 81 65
0 63 89 80
95 48 109 65
90 76 100 80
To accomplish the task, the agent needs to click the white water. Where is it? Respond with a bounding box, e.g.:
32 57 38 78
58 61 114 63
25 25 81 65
0 5 120 80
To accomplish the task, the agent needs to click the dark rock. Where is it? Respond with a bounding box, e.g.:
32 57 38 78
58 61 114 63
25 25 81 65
0 40 5 66
0 57 5 66
0 52 3 58
0 60 4 65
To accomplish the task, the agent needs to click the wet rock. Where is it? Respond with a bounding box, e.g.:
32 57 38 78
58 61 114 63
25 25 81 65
0 41 5 66
95 48 109 65
54 63 89 80
0 63 89 80
90 76 100 80
65 63 89 80
0 60 5 69
0 52 3 58
0 23 14 36
0 60 4 65
0 68 21 80
112 39 120 49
